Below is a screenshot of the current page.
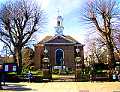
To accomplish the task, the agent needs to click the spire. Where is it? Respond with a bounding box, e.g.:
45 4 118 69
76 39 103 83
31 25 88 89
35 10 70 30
55 10 64 36
57 9 60 16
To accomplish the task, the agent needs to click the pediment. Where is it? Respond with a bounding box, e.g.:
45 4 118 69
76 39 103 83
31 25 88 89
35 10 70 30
45 36 75 44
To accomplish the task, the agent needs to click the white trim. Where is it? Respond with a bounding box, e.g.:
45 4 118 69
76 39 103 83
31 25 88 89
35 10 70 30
44 35 57 43
55 48 64 65
74 44 84 46
62 36 76 43
45 43 76 45
43 35 76 43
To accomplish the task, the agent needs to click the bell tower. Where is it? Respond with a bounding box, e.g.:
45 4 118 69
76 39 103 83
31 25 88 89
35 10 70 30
55 15 64 36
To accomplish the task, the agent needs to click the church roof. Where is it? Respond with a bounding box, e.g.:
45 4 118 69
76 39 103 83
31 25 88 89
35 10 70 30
37 35 82 45
39 36 53 44
64 35 78 43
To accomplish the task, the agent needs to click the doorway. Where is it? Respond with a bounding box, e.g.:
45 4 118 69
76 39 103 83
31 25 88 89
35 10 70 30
55 49 64 66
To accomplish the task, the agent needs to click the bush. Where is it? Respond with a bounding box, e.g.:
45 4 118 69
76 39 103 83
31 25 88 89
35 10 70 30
52 68 74 75
32 75 43 82
52 69 59 74
80 74 89 82
43 69 52 79
2 72 43 82
31 70 43 75
4 74 21 82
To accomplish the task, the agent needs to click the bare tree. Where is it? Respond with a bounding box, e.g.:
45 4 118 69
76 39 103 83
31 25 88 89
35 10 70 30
85 37 107 64
0 0 46 74
112 29 120 59
82 0 120 75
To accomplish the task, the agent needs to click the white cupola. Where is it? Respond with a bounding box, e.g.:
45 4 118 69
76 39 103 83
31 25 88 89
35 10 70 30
55 15 64 36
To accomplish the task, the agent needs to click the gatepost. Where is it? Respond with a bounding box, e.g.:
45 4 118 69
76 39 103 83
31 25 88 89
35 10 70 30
42 47 52 81
42 58 52 81
75 57 82 81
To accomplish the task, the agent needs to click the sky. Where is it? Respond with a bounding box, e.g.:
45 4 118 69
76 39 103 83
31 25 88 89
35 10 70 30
37 0 120 44
0 0 88 55
37 0 120 47
0 0 120 55
36 0 88 44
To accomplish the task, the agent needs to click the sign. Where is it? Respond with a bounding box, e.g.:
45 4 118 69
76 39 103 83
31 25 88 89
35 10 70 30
5 65 8 72
3 63 18 72
13 66 17 72
53 66 65 69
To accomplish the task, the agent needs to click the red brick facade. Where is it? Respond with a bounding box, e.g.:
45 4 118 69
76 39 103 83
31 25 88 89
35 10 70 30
34 35 84 69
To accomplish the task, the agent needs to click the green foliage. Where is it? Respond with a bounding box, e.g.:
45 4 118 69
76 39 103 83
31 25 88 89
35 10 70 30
7 72 17 75
43 69 52 79
31 70 43 75
52 69 59 74
84 67 91 74
21 66 43 76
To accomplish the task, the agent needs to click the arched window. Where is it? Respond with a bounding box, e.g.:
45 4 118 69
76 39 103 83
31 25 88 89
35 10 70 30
57 21 60 26
55 49 64 65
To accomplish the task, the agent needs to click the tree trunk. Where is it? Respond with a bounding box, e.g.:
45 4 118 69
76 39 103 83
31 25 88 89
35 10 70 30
14 47 23 74
105 34 115 80
13 53 17 63
106 35 115 67
18 48 22 74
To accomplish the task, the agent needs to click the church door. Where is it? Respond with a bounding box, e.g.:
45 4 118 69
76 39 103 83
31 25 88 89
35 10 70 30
56 49 64 66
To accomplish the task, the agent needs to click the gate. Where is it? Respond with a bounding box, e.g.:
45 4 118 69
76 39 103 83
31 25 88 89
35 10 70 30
42 49 84 82
42 57 84 82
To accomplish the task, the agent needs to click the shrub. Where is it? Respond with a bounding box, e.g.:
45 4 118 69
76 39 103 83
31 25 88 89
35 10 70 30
52 69 59 74
43 69 52 79
4 74 21 82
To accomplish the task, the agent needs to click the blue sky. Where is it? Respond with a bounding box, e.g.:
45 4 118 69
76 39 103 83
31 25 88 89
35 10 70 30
38 0 120 44
0 0 88 55
0 0 120 53
36 0 87 44
0 0 87 45
1 0 120 44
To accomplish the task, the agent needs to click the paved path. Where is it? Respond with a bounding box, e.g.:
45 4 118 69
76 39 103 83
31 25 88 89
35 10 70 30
0 82 120 92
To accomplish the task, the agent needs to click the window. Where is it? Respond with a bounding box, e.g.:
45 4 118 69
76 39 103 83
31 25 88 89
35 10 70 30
55 49 64 66
57 21 60 26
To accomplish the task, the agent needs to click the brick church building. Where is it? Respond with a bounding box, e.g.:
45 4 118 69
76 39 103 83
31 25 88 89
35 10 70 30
34 15 84 70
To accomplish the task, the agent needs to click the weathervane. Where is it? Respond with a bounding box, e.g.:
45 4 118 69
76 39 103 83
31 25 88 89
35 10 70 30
55 9 64 36
57 9 60 16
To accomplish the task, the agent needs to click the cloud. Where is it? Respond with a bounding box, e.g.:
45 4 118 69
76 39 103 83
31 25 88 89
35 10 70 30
33 0 88 43
46 0 86 28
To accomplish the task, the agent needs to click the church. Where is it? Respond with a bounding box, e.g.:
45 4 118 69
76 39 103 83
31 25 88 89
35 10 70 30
34 15 84 70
